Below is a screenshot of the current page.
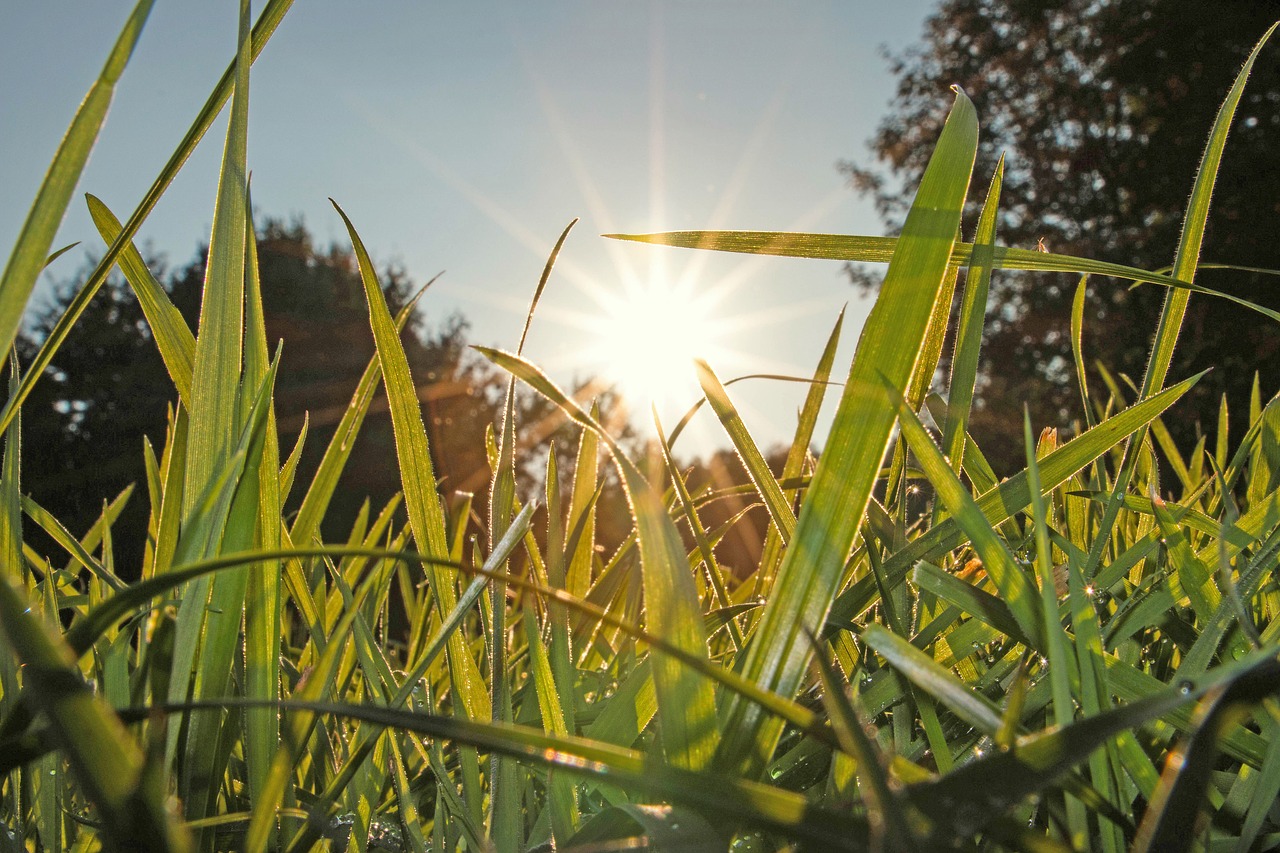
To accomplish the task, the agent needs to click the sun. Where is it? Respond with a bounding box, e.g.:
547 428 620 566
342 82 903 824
592 269 727 412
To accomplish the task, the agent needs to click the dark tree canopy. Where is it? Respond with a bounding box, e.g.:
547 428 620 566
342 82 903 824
18 220 547 576
845 0 1280 467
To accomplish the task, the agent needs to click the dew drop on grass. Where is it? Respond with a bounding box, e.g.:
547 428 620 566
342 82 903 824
1179 680 1194 695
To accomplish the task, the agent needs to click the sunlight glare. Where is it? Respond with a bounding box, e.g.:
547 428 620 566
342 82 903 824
595 271 722 411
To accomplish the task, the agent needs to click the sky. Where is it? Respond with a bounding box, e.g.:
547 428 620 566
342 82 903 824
1 1 937 459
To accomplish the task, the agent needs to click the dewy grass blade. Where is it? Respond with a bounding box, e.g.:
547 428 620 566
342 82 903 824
87 195 195 406
184 0 250 517
174 0 252 823
696 359 795 542
943 156 1003 478
713 88 978 778
0 0 297 439
0 0 153 366
476 345 720 770
241 201 282 806
333 200 490 722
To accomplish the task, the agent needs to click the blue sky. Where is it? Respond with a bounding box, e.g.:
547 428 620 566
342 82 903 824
2 1 937 457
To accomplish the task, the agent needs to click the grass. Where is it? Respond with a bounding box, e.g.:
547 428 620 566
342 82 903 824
1 4 1279 851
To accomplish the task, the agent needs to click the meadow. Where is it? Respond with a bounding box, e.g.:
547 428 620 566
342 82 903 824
2 2 1280 851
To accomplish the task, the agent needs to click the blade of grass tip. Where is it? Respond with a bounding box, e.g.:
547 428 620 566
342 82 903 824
827 371 1204 628
475 346 721 770
942 155 1003 480
1070 276 1096 431
1085 22 1278 580
333 200 490 724
0 0 153 365
1024 409 1087 846
714 88 978 779
756 309 845 599
696 359 796 544
184 0 250 519
290 277 433 548
241 198 282 807
87 194 195 405
173 0 253 822
807 629 919 852
0 0 297 439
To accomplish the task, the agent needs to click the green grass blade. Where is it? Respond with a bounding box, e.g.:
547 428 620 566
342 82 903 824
523 606 579 843
713 89 978 778
86 194 195 405
333 200 490 723
696 359 796 542
605 233 1280 325
0 0 153 365
183 0 250 517
1084 23 1279 581
0 0 297 439
1024 411 1087 845
241 201 282 806
861 622 1002 734
942 156 1003 477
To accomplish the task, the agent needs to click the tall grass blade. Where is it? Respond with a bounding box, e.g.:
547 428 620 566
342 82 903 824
942 156 1002 477
241 200 282 807
86 195 195 405
695 358 795 542
333 200 489 722
713 88 978 777
0 0 297 438
1085 23 1278 579
0 0 153 366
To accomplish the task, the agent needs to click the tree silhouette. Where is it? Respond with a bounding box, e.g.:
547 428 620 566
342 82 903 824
18 219 569 576
844 0 1280 467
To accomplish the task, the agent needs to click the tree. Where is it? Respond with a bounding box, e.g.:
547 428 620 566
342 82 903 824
844 0 1280 467
18 219 554 576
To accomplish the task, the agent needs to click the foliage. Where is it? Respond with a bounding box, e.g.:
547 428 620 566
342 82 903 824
1 4 1280 853
843 0 1280 467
